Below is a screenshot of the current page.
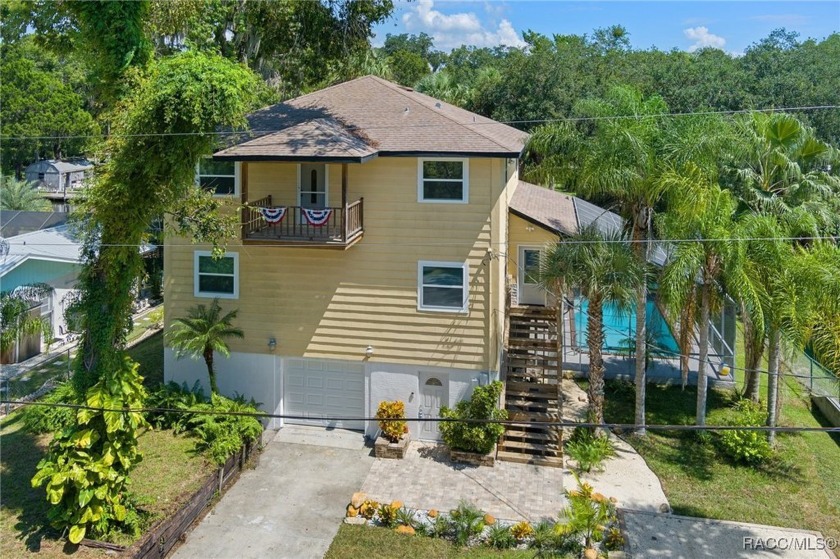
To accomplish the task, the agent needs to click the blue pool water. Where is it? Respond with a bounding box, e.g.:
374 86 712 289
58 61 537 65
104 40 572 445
573 298 679 354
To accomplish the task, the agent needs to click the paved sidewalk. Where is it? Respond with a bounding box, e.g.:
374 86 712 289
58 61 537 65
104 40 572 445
622 510 836 559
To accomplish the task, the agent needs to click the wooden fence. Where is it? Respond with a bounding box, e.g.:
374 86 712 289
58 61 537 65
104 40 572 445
81 441 258 558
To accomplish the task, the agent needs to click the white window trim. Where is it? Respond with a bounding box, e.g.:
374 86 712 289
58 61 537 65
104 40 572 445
417 260 469 313
417 158 469 204
195 159 240 198
194 251 239 299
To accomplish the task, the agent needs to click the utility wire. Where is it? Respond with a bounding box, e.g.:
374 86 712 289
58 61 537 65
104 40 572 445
2 400 839 433
4 235 840 248
1 105 839 141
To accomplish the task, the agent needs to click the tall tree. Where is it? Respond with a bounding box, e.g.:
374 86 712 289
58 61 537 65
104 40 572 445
0 177 51 211
659 175 760 426
541 226 645 424
168 298 244 395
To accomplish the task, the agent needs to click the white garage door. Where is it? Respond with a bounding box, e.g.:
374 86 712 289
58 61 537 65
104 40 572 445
284 359 365 431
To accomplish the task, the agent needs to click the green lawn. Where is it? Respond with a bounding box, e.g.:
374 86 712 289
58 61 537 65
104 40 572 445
602 323 840 540
326 525 538 559
0 412 211 558
127 331 164 389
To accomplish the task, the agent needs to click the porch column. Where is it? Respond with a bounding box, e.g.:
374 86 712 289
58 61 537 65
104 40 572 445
341 163 348 242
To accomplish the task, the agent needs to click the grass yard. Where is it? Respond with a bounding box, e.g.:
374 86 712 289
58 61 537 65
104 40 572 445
0 411 211 558
326 525 539 559
602 324 840 540
127 331 164 389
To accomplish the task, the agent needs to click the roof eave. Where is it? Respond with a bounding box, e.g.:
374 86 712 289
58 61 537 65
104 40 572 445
213 153 379 164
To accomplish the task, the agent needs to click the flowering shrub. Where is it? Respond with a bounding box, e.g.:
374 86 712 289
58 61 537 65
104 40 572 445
376 400 408 443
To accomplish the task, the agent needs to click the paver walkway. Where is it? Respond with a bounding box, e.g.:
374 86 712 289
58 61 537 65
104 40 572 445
361 441 565 522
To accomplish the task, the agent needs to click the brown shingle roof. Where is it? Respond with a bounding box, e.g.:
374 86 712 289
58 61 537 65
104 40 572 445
509 181 578 236
215 76 528 161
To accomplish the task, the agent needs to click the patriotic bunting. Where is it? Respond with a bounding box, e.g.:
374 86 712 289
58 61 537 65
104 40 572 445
259 206 287 224
303 208 333 226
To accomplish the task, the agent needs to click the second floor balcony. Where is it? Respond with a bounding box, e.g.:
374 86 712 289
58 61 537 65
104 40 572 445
243 195 364 248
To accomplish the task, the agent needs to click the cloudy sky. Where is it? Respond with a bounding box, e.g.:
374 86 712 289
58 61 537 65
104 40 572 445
373 1 839 53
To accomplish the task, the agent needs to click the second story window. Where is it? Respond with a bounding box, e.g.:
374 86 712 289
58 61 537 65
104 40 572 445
418 158 469 203
197 159 238 196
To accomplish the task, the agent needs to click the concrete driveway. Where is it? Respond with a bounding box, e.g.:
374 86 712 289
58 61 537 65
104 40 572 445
172 427 373 559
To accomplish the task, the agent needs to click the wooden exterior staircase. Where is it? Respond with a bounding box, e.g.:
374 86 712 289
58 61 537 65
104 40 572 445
497 306 564 467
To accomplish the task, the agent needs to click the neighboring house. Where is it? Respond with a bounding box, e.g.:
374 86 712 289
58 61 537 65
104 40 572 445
24 159 94 212
0 225 83 362
162 76 703 465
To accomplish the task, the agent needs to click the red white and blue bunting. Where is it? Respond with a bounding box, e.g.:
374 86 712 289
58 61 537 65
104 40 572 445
302 208 333 226
259 206 287 224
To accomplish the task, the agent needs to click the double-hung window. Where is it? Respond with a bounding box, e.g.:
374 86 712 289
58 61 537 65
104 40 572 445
194 251 239 299
418 158 468 203
418 261 468 312
196 159 239 197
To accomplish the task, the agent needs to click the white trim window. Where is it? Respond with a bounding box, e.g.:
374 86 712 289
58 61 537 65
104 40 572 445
196 159 240 197
417 158 469 203
418 261 469 312
194 251 239 299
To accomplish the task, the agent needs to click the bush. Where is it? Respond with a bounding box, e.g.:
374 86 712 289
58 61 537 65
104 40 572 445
559 474 620 550
145 381 205 432
448 502 486 547
439 381 507 455
21 382 77 434
511 521 534 541
376 400 408 443
565 426 616 473
486 524 516 549
378 502 400 528
715 399 772 465
529 520 580 558
187 393 263 465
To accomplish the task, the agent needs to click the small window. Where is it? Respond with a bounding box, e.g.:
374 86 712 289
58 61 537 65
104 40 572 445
418 158 468 203
194 251 239 299
425 377 443 386
196 159 239 196
418 261 468 312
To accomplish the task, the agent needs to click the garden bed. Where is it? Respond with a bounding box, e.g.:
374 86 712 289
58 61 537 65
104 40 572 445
0 414 213 559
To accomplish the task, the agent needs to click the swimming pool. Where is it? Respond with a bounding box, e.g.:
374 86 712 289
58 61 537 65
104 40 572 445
573 298 679 354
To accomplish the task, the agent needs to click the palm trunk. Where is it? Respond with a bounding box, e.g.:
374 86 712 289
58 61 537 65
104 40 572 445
766 327 781 445
743 307 765 402
632 221 648 436
678 287 697 389
696 278 711 426
587 295 606 425
203 347 219 395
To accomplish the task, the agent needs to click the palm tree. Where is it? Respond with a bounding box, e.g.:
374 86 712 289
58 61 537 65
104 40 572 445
0 176 51 211
167 298 244 395
1 283 54 362
540 226 645 424
728 112 840 232
659 174 761 426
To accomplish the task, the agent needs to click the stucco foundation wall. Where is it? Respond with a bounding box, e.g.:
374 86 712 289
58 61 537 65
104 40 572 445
164 350 486 438
812 395 840 427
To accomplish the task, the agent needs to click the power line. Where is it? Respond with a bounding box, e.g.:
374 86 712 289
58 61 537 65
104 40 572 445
3 399 839 433
4 235 840 248
2 105 839 141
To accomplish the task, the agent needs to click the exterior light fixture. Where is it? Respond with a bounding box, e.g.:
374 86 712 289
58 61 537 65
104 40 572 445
268 337 277 352
365 345 374 358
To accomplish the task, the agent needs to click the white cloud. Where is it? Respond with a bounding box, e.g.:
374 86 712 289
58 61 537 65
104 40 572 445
683 26 726 52
402 0 526 50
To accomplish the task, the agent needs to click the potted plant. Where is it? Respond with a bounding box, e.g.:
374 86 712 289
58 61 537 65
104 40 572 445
374 400 410 458
439 381 507 466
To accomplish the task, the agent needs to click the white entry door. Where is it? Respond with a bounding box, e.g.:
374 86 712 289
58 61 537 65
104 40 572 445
518 246 545 306
420 376 446 440
299 163 328 209
284 359 364 431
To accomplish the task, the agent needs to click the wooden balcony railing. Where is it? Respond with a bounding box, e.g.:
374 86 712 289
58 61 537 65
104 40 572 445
243 195 364 247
